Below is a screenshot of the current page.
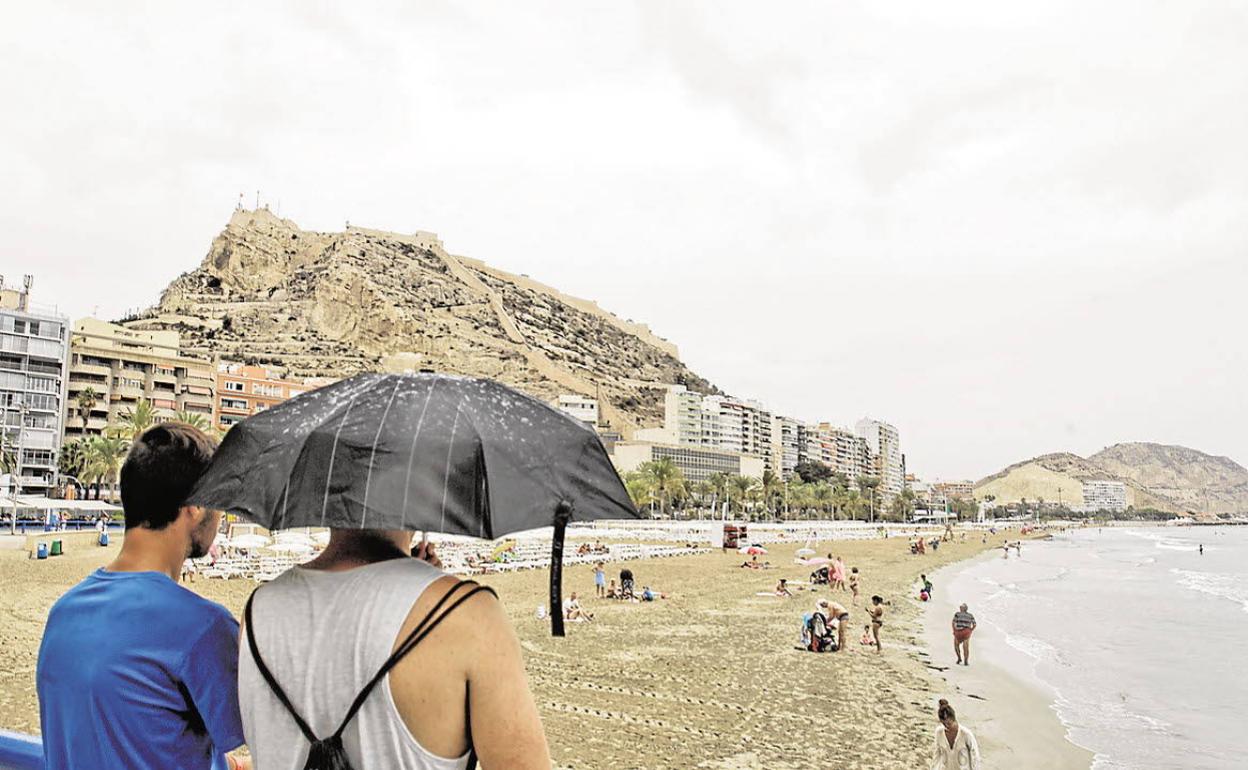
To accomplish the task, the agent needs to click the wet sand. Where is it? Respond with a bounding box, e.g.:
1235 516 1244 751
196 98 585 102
2 530 1023 768
920 552 1094 768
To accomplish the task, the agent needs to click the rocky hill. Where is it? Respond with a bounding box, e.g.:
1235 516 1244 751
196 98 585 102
1089 443 1248 514
127 208 719 433
974 443 1248 514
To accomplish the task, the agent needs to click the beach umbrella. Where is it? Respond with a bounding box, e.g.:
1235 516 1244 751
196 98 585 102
739 545 767 555
187 372 638 636
230 534 271 549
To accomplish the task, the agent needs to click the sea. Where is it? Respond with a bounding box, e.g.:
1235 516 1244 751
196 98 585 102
942 526 1248 769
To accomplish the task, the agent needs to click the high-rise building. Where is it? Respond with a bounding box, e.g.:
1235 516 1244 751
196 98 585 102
215 363 311 432
855 418 903 498
1080 480 1128 513
64 319 214 441
771 415 801 479
663 385 705 445
702 395 773 469
0 276 69 496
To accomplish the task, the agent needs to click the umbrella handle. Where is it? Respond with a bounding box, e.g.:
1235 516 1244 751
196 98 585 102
549 501 573 637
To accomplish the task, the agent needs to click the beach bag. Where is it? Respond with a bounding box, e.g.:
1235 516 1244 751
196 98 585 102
244 579 496 770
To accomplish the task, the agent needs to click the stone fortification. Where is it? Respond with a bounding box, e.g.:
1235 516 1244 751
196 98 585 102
129 208 718 433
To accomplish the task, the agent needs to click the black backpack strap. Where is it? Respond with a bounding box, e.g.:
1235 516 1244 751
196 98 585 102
329 579 498 740
243 589 320 744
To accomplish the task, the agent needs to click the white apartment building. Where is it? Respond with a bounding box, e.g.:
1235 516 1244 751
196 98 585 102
555 394 599 428
0 276 69 496
856 418 904 498
1080 480 1128 513
771 415 801 479
663 385 705 445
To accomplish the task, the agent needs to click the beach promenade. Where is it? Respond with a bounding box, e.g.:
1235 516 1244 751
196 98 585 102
2 528 1051 768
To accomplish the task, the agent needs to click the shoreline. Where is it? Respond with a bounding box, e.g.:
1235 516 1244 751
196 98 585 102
919 548 1095 768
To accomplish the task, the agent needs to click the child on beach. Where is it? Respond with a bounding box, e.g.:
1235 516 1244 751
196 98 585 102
775 579 793 597
849 567 860 603
594 561 606 598
859 624 873 645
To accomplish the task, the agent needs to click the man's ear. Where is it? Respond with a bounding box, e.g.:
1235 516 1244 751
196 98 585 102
179 504 207 527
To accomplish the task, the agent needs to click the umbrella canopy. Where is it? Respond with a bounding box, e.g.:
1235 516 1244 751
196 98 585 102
739 545 767 555
187 372 638 635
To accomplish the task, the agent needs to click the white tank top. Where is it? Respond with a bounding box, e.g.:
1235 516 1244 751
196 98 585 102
239 558 470 770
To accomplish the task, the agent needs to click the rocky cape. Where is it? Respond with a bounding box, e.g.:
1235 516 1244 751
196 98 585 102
974 442 1248 515
128 208 718 434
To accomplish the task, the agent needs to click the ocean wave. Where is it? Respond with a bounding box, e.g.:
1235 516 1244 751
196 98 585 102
1005 633 1062 665
1170 568 1248 614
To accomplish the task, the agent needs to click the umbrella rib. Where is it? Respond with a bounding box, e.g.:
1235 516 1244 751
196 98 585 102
360 377 402 529
439 401 463 532
320 391 362 529
399 381 438 530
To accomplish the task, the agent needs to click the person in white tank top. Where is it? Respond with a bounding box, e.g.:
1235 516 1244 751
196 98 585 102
238 529 550 769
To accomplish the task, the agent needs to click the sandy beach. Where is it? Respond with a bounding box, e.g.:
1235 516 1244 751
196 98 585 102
920 551 1094 768
3 529 1042 768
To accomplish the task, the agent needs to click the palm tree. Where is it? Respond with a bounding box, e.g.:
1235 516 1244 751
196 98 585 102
173 409 211 432
639 458 685 515
76 387 99 430
87 435 129 502
760 469 782 518
118 399 157 440
729 475 757 516
707 472 730 516
58 439 89 492
623 471 654 511
890 488 917 522
813 482 834 520
691 481 714 518
857 475 881 523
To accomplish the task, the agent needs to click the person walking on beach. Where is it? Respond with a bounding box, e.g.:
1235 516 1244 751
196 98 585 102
868 595 885 652
930 699 981 769
952 604 977 666
594 560 606 598
849 566 860 603
239 524 550 769
36 423 252 770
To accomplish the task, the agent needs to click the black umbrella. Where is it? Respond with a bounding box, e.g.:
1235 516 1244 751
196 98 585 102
187 372 638 635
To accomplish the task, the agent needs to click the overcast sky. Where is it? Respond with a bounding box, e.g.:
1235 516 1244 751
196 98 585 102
3 1 1245 480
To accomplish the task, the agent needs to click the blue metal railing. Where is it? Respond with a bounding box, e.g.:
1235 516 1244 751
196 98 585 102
0 730 41 770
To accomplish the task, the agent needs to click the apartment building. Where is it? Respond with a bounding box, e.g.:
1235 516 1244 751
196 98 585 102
0 276 69 495
215 363 311 431
930 480 975 502
663 385 705 445
856 418 904 498
1080 480 1128 513
553 394 599 428
771 415 801 479
611 440 765 484
64 319 214 440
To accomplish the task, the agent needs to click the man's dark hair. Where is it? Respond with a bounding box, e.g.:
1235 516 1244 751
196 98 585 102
120 422 218 530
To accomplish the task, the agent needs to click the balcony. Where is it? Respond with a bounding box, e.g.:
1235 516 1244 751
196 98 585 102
73 362 113 377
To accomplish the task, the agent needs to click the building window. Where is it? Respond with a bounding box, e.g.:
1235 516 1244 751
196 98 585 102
220 414 243 427
253 383 282 397
221 397 248 410
224 381 245 392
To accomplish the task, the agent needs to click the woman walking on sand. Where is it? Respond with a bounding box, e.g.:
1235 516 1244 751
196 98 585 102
831 556 846 591
931 699 981 769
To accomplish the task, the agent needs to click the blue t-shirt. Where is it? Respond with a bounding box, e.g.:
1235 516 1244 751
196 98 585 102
37 569 246 770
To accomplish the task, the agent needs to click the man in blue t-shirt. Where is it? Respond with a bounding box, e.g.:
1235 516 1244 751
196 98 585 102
37 422 251 770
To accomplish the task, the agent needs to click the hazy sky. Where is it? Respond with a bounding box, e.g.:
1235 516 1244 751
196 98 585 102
3 2 1245 480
